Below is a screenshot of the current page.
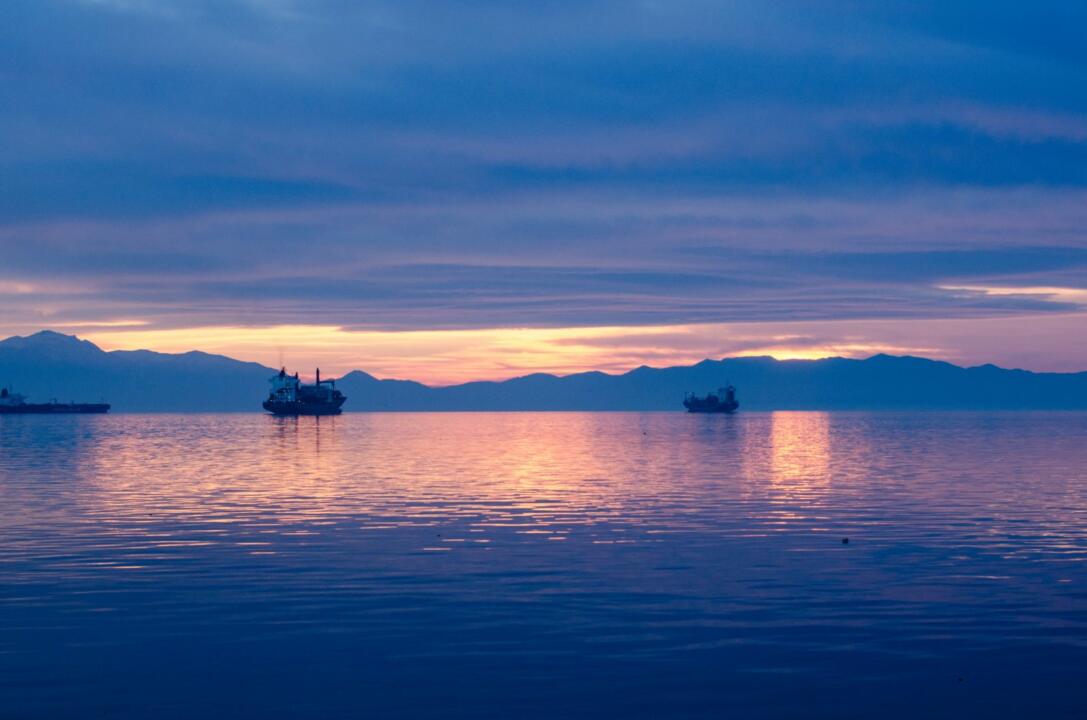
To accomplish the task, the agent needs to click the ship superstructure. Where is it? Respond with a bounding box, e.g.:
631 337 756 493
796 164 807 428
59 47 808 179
263 368 346 416
683 385 739 414
0 387 110 414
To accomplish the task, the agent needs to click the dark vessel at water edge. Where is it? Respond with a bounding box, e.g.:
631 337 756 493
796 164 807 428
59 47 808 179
263 368 347 416
683 385 739 414
0 387 110 414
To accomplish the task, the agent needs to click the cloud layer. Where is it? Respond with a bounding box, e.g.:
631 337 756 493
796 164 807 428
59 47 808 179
2 0 1086 375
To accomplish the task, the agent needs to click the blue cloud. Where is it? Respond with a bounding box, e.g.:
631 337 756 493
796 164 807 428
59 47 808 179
1 0 1086 333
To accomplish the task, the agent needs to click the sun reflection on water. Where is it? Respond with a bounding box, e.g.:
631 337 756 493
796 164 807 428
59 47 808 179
769 412 831 497
1 411 1085 575
3 412 1087 719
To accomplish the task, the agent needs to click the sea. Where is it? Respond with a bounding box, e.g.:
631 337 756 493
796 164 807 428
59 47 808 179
2 412 1086 719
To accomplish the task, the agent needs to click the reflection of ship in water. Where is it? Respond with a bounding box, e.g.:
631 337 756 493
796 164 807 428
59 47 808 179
0 386 110 414
683 385 739 414
263 368 347 416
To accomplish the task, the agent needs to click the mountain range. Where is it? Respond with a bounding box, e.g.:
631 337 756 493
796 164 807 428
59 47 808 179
2 330 1087 412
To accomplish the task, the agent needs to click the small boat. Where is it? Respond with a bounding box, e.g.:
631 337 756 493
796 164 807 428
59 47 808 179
263 368 346 416
0 387 110 414
683 385 739 414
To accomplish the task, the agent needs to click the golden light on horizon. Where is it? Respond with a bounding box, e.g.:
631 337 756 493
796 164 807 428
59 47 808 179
30 310 1083 385
74 322 935 385
734 343 940 362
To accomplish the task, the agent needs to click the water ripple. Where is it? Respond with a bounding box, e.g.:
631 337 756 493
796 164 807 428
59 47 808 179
2 412 1086 718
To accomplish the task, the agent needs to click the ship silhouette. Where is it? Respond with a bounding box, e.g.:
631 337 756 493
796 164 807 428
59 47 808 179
263 368 346 416
683 385 739 414
0 386 110 414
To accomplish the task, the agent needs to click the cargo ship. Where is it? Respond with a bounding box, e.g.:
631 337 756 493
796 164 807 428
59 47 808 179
683 385 739 414
263 368 346 416
0 387 110 414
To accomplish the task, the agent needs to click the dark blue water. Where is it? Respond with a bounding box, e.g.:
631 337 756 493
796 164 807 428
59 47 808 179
2 412 1086 718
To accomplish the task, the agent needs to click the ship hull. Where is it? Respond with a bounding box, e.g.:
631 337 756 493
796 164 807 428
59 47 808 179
263 399 345 416
685 405 738 414
0 403 110 414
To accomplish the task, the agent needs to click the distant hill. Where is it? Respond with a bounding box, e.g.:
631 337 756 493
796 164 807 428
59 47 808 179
0 331 273 411
3 330 1087 412
337 354 1087 411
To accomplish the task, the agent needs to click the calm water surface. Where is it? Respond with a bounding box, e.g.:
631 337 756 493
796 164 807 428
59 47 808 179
2 412 1086 718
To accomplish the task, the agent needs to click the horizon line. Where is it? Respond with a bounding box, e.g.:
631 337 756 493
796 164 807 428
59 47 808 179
3 328 1083 388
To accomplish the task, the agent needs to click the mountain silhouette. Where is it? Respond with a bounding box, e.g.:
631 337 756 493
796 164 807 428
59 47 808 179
0 331 271 411
3 330 1087 412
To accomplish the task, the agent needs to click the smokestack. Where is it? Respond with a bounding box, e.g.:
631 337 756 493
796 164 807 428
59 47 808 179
316 368 320 384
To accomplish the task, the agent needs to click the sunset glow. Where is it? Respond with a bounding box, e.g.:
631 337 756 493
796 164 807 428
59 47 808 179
6 1 1087 717
69 312 1087 385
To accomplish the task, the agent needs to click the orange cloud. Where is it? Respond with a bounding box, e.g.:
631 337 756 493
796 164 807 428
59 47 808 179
67 312 1086 386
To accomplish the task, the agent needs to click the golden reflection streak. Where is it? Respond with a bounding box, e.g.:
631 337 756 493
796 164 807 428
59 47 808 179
70 414 650 535
768 412 831 505
75 416 355 528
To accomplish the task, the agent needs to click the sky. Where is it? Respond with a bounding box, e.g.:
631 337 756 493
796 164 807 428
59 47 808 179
2 0 1086 383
